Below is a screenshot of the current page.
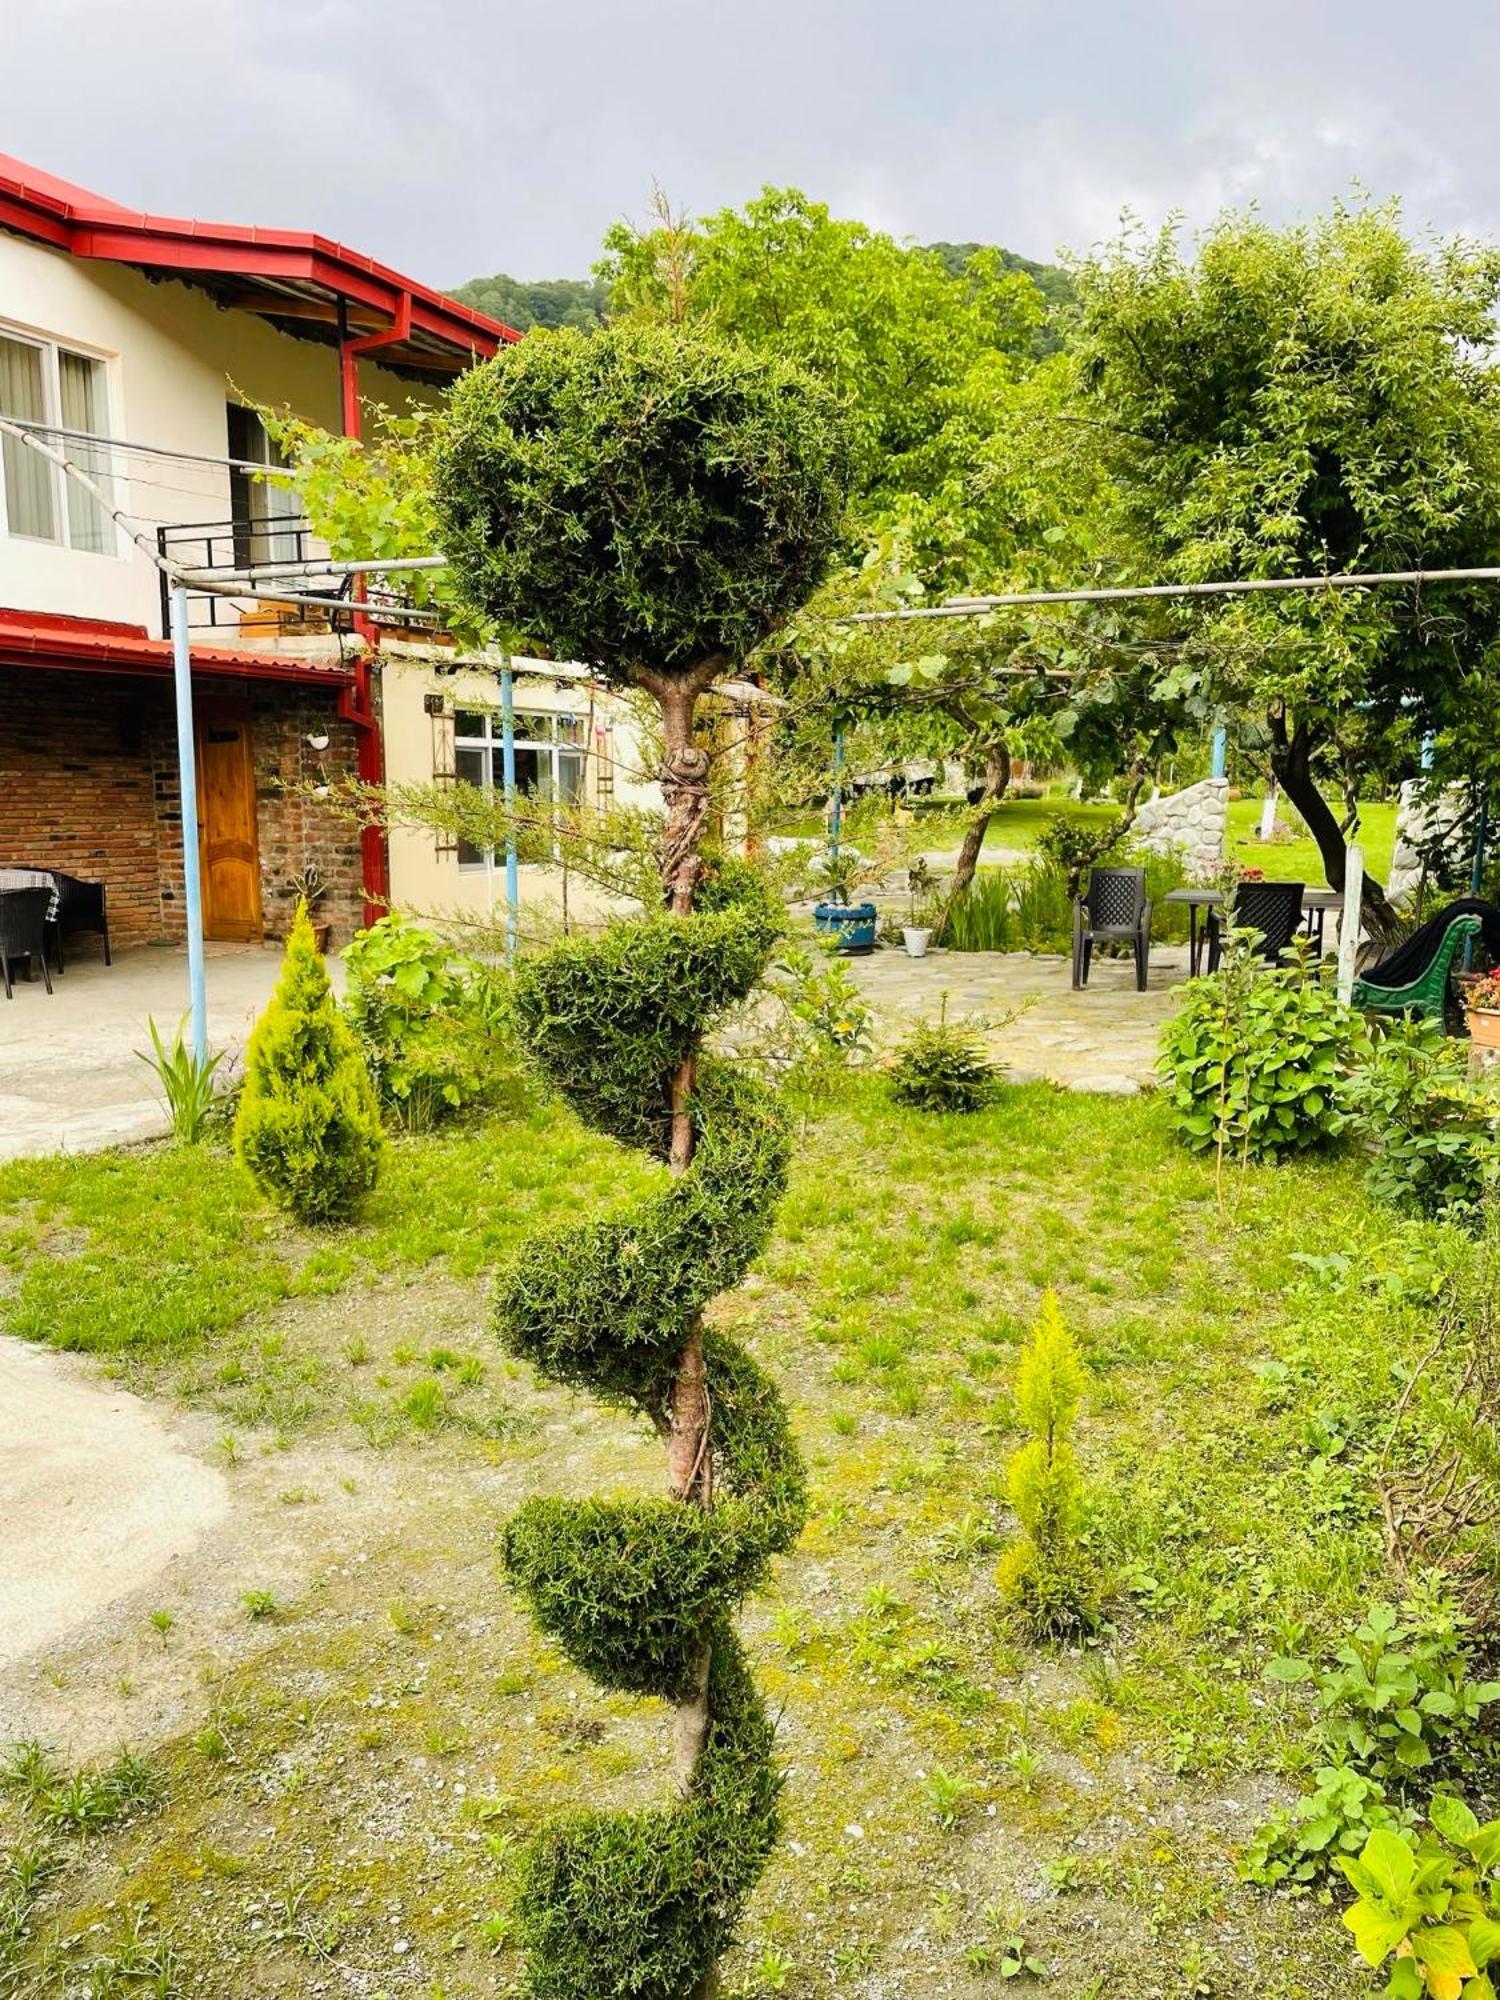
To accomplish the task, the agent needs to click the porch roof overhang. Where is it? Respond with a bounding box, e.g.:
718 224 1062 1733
0 155 520 383
0 610 356 690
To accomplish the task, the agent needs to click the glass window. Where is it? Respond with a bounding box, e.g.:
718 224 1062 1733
451 705 588 869
454 744 488 865
227 403 300 570
58 350 112 553
0 335 57 541
0 329 114 552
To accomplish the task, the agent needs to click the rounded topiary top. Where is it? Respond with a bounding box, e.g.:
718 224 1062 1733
430 323 853 681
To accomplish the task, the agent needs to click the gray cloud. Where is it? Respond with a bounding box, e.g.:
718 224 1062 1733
10 0 1499 285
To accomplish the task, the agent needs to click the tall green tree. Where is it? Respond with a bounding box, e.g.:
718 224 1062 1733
432 323 852 1999
1073 200 1500 932
601 186 1045 583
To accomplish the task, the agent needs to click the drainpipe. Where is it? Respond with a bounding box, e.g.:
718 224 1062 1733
337 294 413 925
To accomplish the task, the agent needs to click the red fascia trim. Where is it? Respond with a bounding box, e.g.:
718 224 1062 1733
0 189 69 249
0 159 519 358
0 613 355 690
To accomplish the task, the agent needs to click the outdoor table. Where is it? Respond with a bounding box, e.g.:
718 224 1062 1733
1163 885 1348 976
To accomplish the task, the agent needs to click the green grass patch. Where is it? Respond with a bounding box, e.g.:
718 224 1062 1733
0 1069 1461 1996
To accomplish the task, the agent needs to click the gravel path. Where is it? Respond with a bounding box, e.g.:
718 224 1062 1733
0 1338 229 1671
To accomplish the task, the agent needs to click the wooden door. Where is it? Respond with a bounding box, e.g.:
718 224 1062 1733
196 702 262 940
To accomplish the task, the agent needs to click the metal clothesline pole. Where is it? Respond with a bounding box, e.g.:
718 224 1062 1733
846 564 1500 622
498 653 521 964
177 553 448 587
0 415 211 1064
169 585 209 1063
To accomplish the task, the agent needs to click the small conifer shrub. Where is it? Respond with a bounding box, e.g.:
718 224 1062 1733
234 903 383 1224
996 1291 1097 1638
889 1004 1002 1113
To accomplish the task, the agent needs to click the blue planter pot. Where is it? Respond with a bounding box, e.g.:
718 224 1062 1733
814 901 878 955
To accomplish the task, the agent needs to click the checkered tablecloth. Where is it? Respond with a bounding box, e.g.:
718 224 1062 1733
0 869 61 919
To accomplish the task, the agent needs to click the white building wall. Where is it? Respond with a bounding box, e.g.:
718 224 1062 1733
381 651 659 930
0 231 428 633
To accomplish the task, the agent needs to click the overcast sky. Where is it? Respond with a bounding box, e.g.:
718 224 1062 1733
11 0 1499 289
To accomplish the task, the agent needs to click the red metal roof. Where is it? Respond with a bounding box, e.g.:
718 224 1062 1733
0 609 355 689
0 153 520 379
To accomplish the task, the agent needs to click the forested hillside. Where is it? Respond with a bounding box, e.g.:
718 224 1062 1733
451 238 1073 347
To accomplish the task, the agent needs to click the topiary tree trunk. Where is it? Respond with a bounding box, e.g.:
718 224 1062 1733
428 322 850 1996
494 686 808 1998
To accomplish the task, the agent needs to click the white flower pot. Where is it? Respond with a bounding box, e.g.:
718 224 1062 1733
903 926 932 959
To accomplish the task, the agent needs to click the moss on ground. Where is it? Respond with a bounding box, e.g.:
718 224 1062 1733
1 1078 1451 1995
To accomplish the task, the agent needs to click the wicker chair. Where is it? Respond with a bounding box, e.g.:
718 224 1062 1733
0 887 55 999
1072 866 1152 991
1208 880 1305 970
0 868 112 971
48 871 111 971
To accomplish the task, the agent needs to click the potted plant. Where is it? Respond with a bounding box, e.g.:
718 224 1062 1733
1463 968 1500 1052
813 847 878 955
288 865 331 953
903 857 936 958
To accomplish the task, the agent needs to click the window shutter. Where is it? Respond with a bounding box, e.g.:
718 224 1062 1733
427 694 458 856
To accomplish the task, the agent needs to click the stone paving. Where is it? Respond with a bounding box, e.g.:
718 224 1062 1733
0 929 1189 1166
846 942 1192 1094
0 941 309 1162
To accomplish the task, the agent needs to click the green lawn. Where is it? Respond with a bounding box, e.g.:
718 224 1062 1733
0 1073 1459 1997
1226 796 1398 888
780 788 1401 888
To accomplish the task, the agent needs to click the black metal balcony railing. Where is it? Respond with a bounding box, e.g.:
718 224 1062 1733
155 518 440 640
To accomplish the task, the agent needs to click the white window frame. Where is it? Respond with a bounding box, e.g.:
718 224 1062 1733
453 707 586 872
0 323 120 556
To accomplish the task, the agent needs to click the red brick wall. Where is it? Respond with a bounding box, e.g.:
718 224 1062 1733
0 667 174 948
0 666 365 951
248 683 364 947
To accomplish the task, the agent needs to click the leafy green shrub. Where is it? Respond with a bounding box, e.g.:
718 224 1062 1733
1244 1595 1500 1886
1346 1018 1500 1221
1275 1597 1500 1780
344 914 511 1130
234 905 383 1224
1240 1763 1412 1889
995 1291 1097 1638
433 324 851 681
733 944 873 1127
889 1006 1002 1114
1159 936 1369 1161
1338 1800 1500 1999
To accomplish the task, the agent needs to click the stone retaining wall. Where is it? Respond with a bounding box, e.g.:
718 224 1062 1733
1130 776 1228 882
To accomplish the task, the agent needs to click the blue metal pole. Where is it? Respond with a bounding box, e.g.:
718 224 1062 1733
170 583 208 1065
830 731 845 862
499 654 520 964
1210 725 1228 781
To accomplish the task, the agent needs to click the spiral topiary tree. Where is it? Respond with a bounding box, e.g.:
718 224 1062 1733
431 324 853 1997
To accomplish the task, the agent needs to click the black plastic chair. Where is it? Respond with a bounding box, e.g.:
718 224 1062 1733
0 887 55 999
1208 880 1305 970
49 872 111 971
1072 866 1151 991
